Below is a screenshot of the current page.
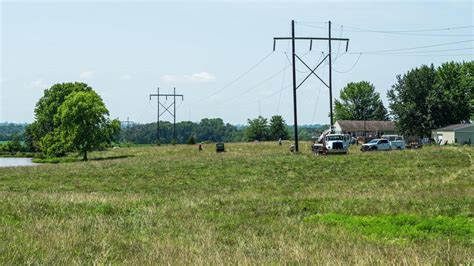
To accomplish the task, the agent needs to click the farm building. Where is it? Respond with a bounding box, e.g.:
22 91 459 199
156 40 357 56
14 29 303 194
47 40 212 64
432 124 474 145
333 120 398 138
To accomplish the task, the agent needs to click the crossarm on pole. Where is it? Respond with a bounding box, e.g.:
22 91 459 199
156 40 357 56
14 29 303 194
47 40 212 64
273 37 350 52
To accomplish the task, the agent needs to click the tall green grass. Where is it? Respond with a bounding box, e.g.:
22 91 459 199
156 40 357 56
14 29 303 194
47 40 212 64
0 143 472 264
305 213 473 244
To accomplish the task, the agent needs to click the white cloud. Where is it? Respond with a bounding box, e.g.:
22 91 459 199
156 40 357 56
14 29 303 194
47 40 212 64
189 72 216 82
120 74 132 80
160 72 216 84
27 78 48 89
79 71 94 79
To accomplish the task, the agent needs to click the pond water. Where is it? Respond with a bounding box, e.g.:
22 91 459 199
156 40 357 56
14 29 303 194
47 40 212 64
0 158 38 167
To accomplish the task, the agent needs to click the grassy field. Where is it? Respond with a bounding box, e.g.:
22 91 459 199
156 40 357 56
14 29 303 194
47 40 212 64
0 142 473 264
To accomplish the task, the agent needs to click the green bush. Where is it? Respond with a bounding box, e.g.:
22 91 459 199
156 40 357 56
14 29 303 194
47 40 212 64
187 135 196 145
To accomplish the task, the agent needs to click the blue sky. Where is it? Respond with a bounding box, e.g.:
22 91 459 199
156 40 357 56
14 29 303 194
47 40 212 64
1 1 473 125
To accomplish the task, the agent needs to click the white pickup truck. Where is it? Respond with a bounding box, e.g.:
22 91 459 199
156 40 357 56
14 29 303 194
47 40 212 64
360 138 391 151
382 135 406 150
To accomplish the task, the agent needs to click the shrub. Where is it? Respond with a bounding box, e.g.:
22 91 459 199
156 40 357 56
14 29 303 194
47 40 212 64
188 135 196 145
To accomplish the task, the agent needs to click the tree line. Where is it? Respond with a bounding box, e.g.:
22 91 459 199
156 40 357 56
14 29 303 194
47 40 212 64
333 61 473 137
121 118 242 144
120 116 326 144
0 123 27 141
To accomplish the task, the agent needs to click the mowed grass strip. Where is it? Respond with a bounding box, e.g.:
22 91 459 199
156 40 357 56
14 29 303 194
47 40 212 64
0 143 473 264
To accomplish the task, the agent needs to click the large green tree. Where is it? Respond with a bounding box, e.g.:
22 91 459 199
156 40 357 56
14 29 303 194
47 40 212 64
26 82 92 154
387 62 472 137
460 61 474 121
245 116 269 141
56 91 120 160
387 65 436 137
269 115 290 140
334 81 388 121
26 82 119 158
429 62 471 126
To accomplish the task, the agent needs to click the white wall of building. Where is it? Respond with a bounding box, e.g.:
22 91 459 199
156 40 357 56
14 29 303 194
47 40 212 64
433 125 474 145
433 131 455 144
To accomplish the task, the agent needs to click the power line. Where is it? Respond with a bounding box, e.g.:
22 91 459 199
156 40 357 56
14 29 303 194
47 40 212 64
248 68 314 105
334 23 474 35
361 53 474 57
176 99 184 110
363 25 473 33
284 51 325 73
348 39 474 54
311 67 326 124
218 55 324 113
219 63 291 104
371 47 473 54
300 22 474 36
191 51 274 105
249 62 330 108
298 23 473 56
277 39 291 114
278 52 325 113
253 80 293 103
342 29 472 37
218 51 313 105
189 49 311 111
252 70 321 106
334 25 344 63
332 53 363 73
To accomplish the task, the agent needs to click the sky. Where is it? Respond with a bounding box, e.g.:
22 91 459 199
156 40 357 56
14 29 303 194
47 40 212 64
1 0 473 125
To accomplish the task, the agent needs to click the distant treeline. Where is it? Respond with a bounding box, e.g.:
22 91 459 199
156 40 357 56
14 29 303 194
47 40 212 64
0 119 327 145
120 118 328 144
122 118 242 144
0 123 27 141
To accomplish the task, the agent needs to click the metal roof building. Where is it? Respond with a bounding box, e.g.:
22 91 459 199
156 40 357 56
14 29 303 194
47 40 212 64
432 124 474 145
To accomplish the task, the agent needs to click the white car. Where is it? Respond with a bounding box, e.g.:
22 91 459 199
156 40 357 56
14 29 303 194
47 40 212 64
361 138 391 151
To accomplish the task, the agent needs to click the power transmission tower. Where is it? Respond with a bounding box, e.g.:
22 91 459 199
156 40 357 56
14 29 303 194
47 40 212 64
126 117 130 142
273 20 350 152
149 87 184 145
119 117 134 143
